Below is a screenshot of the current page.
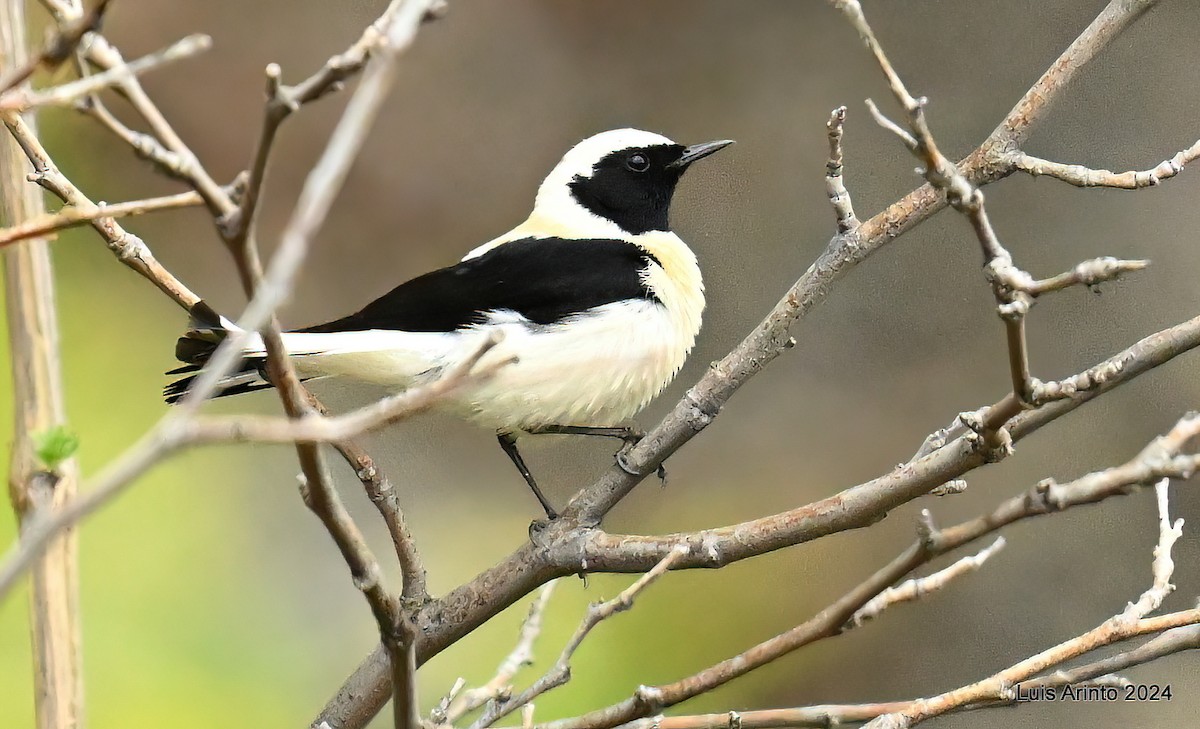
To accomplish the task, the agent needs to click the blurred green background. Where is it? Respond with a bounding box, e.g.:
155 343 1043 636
3 1 1200 727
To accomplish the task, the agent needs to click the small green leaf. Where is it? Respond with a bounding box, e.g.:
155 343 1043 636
33 425 79 470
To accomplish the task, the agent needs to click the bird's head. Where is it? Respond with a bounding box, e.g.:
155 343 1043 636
534 128 733 237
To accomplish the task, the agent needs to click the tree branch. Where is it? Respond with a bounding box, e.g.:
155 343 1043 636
823 106 858 233
472 548 687 729
0 34 212 112
0 0 107 95
0 189 203 247
985 0 1164 151
848 537 1006 627
1010 138 1200 189
445 583 558 724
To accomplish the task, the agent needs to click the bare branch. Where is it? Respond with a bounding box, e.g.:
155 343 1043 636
182 336 507 445
849 537 1006 627
76 95 193 180
836 0 1154 448
1119 480 1184 621
221 0 437 241
449 582 558 723
546 0 1168 537
987 0 1164 151
1028 624 1200 689
333 436 428 603
1017 256 1149 297
873 618 1200 729
430 678 466 727
0 0 108 94
0 190 203 247
476 547 688 729
824 106 858 233
0 34 212 112
1010 138 1200 189
616 671 1166 729
189 5 441 729
6 9 443 729
0 335 493 604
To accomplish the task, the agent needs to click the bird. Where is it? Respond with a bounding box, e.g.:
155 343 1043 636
165 128 733 519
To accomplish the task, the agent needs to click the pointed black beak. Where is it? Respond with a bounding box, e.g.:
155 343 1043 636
667 139 735 170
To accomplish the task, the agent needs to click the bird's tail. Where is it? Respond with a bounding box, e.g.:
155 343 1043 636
163 301 273 404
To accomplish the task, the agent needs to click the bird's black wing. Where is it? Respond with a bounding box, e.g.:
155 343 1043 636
300 237 662 334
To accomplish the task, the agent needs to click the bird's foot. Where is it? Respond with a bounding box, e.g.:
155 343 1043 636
528 517 554 546
615 446 668 486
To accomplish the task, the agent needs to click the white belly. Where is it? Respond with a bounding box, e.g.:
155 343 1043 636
452 300 691 431
273 300 695 433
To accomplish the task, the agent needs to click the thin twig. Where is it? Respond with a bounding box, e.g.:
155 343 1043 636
0 0 108 94
76 95 192 179
1010 138 1200 189
848 537 1006 627
0 34 212 112
430 677 467 726
0 189 203 247
220 0 421 240
314 402 429 604
449 582 558 723
476 548 688 729
824 106 858 233
1026 623 1200 689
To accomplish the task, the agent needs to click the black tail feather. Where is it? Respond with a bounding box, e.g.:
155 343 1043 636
164 299 271 404
163 369 273 404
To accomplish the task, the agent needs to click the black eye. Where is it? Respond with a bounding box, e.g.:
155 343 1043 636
626 153 650 172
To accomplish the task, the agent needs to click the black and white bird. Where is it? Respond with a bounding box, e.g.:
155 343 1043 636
166 129 732 518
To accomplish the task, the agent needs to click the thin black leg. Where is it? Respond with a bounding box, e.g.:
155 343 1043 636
526 424 645 443
497 433 558 519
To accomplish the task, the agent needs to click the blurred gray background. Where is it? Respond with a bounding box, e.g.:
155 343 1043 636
2 1 1198 727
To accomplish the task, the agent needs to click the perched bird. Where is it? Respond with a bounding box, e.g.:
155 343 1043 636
166 129 732 518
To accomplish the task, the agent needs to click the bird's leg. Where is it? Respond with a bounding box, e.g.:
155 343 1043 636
497 432 558 520
527 424 668 485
